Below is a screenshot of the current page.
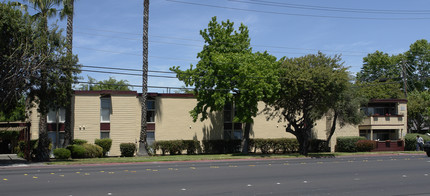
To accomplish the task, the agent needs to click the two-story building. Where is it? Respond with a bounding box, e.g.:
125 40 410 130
27 90 408 155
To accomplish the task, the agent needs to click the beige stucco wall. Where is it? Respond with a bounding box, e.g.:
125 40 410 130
154 97 223 142
109 95 140 156
251 102 295 139
73 94 100 147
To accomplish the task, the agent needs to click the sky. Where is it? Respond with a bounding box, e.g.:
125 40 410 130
18 0 430 93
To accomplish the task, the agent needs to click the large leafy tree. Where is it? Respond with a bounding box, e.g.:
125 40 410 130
171 17 280 153
407 90 430 133
266 52 349 155
405 39 430 92
357 51 402 82
325 82 367 149
0 2 37 117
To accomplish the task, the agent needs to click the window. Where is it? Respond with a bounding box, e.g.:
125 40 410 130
47 109 56 123
100 131 110 139
147 132 155 146
100 98 111 122
47 108 65 123
147 100 155 123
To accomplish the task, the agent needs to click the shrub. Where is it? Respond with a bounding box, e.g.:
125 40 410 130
67 144 86 158
17 139 38 160
404 133 430 151
53 148 71 159
248 138 299 154
356 140 376 152
120 143 136 157
183 140 201 155
335 136 366 152
253 139 272 154
309 139 329 152
201 140 241 154
73 139 87 145
83 143 103 158
95 138 112 156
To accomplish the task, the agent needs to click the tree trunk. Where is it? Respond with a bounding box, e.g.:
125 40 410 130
36 114 50 161
241 122 251 154
297 129 311 156
325 112 338 150
63 0 74 147
138 0 149 156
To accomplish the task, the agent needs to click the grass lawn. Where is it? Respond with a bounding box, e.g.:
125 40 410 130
47 151 426 165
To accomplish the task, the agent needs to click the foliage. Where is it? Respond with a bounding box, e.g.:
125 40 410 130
405 39 430 92
170 17 280 153
404 133 430 151
266 52 349 155
355 80 404 99
82 143 103 158
95 138 112 156
53 148 71 159
120 143 136 157
66 144 86 158
309 139 329 153
72 139 87 145
0 98 26 122
202 140 242 154
407 90 430 133
153 140 201 155
355 140 376 152
17 139 38 160
335 136 366 152
78 76 131 91
249 138 299 154
0 131 20 140
357 50 402 83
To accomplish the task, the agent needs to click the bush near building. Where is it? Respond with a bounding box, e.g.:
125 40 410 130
335 136 366 152
67 144 86 158
53 148 71 159
120 143 136 157
72 139 87 145
82 143 103 158
95 138 112 156
404 133 430 151
356 140 376 152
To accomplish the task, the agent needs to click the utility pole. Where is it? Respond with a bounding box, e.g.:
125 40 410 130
138 0 149 156
401 60 408 98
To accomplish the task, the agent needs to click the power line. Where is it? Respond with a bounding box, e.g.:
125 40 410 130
73 30 368 55
166 0 430 20
230 0 430 15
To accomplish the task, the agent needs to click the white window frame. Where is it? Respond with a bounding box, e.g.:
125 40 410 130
100 97 111 123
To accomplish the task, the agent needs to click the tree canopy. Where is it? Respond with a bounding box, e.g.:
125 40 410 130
266 52 349 155
407 90 430 133
78 76 131 91
171 17 280 153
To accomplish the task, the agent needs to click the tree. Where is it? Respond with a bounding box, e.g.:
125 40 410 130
138 0 149 156
407 90 430 133
325 82 367 149
171 17 280 153
405 39 430 92
60 0 75 147
0 2 38 116
355 80 404 99
357 50 402 82
78 76 131 91
266 52 349 155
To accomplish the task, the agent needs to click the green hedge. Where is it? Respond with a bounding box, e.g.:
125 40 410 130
83 143 103 158
17 139 38 160
153 140 201 155
72 139 87 145
335 136 366 152
53 148 71 159
67 144 86 158
202 140 242 154
249 138 299 154
95 138 112 156
356 140 376 152
405 133 430 151
120 143 136 157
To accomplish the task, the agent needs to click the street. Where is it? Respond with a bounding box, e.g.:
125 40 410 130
1 154 430 196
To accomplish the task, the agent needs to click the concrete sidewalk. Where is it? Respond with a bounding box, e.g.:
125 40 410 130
0 154 28 166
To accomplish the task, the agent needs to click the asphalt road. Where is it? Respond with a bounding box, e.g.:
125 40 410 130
1 154 430 196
